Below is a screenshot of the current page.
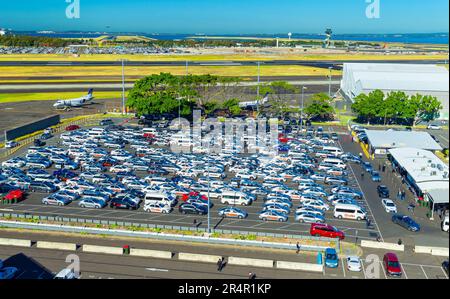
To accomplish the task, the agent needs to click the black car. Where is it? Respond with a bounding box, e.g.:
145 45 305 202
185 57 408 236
109 198 139 210
40 133 53 140
377 185 390 198
29 181 57 193
34 139 46 147
442 261 449 276
179 203 208 215
99 119 114 126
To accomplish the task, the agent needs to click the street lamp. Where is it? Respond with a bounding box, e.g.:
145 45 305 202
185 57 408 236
328 67 333 97
118 59 129 115
300 86 307 133
256 62 261 112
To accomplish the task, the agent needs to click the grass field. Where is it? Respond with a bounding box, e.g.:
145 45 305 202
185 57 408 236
0 53 446 62
0 91 125 103
0 65 343 78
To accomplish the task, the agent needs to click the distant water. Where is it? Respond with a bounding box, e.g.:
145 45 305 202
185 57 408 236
13 31 449 45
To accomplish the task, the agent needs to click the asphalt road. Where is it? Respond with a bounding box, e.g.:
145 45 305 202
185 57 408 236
336 127 449 248
0 229 447 280
0 59 447 69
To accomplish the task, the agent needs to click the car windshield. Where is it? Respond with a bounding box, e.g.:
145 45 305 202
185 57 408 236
388 261 400 268
327 254 337 260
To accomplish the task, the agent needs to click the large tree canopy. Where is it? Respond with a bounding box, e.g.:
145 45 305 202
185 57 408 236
352 90 442 125
304 93 335 121
126 73 242 117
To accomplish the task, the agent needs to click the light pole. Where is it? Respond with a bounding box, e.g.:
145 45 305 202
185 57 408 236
300 86 307 133
256 62 261 112
207 142 211 234
328 67 333 97
118 59 128 115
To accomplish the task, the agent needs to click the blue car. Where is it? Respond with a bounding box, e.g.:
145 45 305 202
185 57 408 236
371 171 381 182
392 215 421 232
325 248 339 268
363 162 373 173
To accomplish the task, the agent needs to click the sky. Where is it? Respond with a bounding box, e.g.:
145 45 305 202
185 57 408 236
0 0 448 34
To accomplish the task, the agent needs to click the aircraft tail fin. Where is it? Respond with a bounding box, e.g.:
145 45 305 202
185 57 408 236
87 89 94 96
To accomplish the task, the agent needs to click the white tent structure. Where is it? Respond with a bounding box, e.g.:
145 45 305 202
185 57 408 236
341 63 449 120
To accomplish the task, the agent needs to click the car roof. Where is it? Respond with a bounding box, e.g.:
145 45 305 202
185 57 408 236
385 253 399 261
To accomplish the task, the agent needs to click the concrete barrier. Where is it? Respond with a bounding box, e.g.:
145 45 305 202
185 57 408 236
414 246 433 254
130 248 172 259
432 248 449 257
276 261 323 273
82 244 123 255
361 240 404 252
178 252 222 264
0 237 32 247
36 241 77 251
228 257 274 268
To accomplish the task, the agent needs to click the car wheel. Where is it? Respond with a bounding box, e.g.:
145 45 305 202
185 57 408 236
80 204 85 208
238 215 243 219
357 217 362 221
338 215 343 219
279 218 285 222
262 217 267 221
43 201 48 205
58 202 63 207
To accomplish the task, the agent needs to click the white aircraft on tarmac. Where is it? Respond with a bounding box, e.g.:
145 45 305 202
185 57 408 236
53 89 94 110
238 92 270 110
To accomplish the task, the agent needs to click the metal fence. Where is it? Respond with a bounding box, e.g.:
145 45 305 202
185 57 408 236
0 115 105 160
0 212 339 253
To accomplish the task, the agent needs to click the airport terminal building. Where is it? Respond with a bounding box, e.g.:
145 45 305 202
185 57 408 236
365 130 442 156
340 63 449 120
389 148 449 217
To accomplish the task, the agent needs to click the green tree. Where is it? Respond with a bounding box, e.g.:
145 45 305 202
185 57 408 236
410 94 443 126
304 93 335 121
222 98 242 115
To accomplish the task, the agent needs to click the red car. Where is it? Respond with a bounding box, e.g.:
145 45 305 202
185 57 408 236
4 190 25 202
181 191 208 202
310 223 345 240
65 125 80 131
384 253 402 277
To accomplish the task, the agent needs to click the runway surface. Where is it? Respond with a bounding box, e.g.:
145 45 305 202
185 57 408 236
0 59 447 69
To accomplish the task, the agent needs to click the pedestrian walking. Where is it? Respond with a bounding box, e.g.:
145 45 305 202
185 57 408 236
359 153 363 159
296 242 301 254
397 189 402 200
402 191 406 201
382 165 386 173
378 164 382 171
361 172 365 180
248 272 256 279
217 258 224 272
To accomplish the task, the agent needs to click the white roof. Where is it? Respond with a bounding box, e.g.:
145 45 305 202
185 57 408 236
427 188 449 204
341 63 449 96
366 130 442 151
389 148 449 186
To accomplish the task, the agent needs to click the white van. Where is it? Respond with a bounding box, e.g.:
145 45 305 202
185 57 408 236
334 204 367 221
220 191 252 206
143 128 158 136
144 191 177 207
323 158 347 169
442 215 449 233
323 146 344 156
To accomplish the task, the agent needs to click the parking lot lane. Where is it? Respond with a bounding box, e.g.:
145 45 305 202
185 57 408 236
422 265 448 279
402 264 427 279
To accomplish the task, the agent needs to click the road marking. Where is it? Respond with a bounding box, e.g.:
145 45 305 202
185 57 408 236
420 265 429 279
146 268 169 272
335 130 384 242
441 267 449 279
0 209 14 212
402 262 443 268
380 261 388 279
401 264 408 279
361 261 367 279
341 258 346 278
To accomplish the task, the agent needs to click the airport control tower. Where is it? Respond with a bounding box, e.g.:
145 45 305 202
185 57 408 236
323 28 333 48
